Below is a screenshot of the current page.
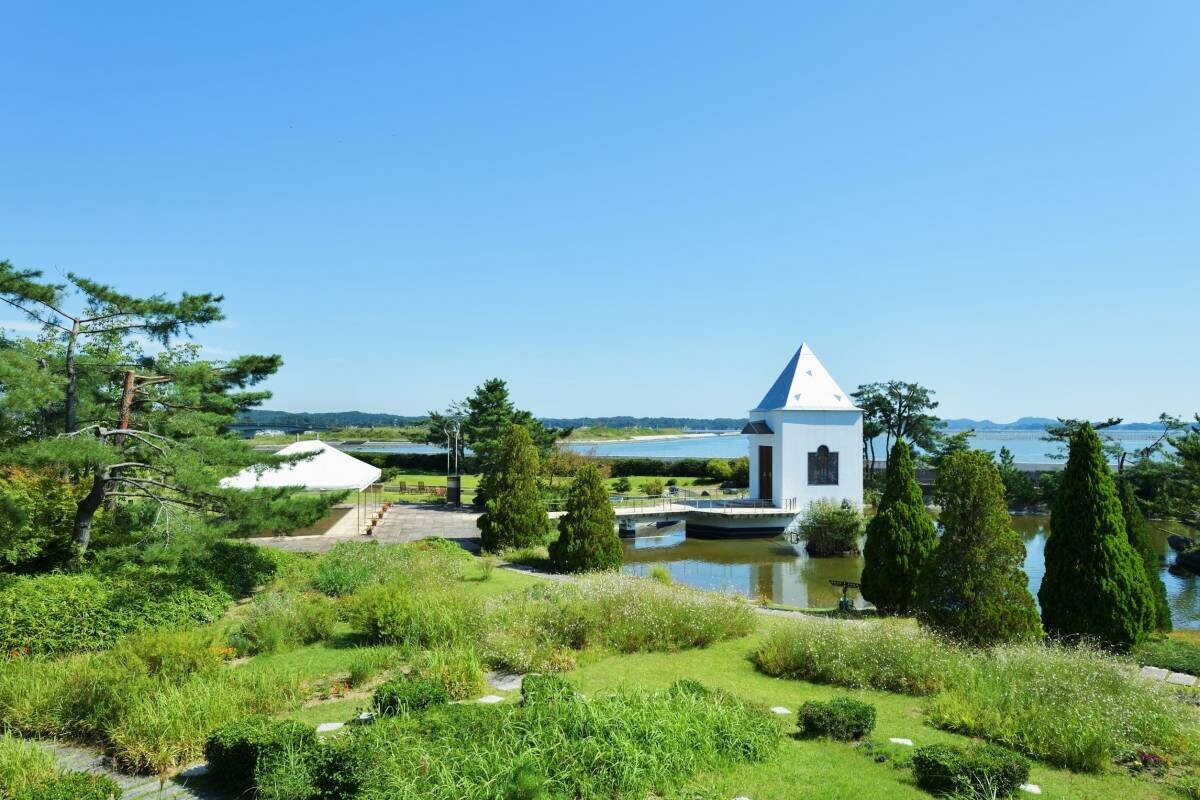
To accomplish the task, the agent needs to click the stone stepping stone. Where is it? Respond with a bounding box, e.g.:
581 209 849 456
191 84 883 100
769 706 791 715
1138 666 1169 680
888 738 914 746
1020 784 1042 795
486 670 525 692
316 722 345 733
1167 672 1198 687
478 694 506 704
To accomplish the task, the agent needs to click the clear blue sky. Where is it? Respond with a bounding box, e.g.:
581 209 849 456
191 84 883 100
2 2 1197 422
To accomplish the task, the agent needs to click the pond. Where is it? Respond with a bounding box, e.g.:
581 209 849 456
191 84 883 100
620 515 1200 629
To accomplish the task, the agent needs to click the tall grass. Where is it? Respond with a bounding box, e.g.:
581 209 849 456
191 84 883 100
925 642 1200 772
229 592 338 656
0 732 57 797
754 617 965 695
754 617 1200 772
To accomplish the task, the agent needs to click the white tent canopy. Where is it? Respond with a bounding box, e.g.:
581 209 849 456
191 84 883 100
222 440 382 492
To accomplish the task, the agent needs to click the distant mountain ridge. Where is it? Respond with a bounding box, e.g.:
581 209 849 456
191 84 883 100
236 409 1169 432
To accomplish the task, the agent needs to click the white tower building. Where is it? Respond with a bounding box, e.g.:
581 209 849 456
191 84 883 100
743 344 863 510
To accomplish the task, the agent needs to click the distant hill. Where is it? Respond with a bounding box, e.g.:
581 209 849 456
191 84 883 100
236 410 746 432
944 417 1169 431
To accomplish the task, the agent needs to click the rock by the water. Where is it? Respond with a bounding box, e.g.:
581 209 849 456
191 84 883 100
1177 547 1200 574
1167 534 1195 553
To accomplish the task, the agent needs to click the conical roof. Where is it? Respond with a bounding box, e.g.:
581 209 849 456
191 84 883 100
753 343 857 412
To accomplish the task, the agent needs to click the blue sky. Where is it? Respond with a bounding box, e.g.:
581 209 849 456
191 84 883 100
2 2 1197 421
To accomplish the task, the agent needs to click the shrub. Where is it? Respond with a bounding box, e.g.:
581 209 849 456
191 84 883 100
797 697 876 741
312 540 399 596
1040 423 1156 650
705 458 733 482
520 673 577 705
373 675 451 716
110 628 228 681
232 592 337 655
204 716 317 797
549 465 621 573
917 451 1042 646
12 772 123 800
793 499 862 557
648 565 672 585
0 573 228 657
640 478 665 496
1119 478 1172 632
612 476 632 493
860 439 936 615
753 617 964 695
925 642 1199 772
0 732 58 797
412 646 486 700
911 742 1030 798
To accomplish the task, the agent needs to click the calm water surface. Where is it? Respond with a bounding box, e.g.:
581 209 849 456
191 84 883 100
621 516 1200 630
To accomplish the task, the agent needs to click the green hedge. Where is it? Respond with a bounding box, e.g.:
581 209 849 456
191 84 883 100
204 716 316 797
911 743 1030 797
0 574 228 656
797 697 876 741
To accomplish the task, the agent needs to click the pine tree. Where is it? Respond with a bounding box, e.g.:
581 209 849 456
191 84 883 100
1039 424 1156 650
477 424 550 553
1118 479 1172 632
549 465 621 573
860 439 937 615
917 450 1042 646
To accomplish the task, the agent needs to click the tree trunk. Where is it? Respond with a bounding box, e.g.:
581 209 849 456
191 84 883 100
72 471 107 559
65 323 80 433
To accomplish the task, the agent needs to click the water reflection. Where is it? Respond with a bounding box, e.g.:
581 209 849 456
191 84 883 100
620 516 1200 628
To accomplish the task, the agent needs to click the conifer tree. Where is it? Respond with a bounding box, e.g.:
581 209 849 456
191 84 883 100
549 464 621 573
477 423 550 552
1119 479 1172 632
1039 424 1156 650
917 450 1041 646
860 439 936 615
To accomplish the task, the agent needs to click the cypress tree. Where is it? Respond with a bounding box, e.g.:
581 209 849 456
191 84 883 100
549 465 622 573
1119 479 1171 632
917 450 1042 646
477 424 550 553
860 439 937 615
1039 424 1156 650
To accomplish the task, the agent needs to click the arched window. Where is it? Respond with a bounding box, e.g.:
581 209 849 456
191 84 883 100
808 445 839 486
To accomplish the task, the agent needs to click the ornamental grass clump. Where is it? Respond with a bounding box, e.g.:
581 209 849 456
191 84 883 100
349 581 482 649
229 591 338 656
925 641 1200 772
753 616 966 696
345 682 779 800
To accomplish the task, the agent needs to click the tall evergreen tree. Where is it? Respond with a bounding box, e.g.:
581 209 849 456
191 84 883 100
477 424 550 553
1118 478 1171 632
549 465 621 573
860 439 936 615
917 451 1041 646
1039 424 1156 650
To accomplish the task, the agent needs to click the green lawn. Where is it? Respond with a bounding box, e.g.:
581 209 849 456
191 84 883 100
244 556 1184 800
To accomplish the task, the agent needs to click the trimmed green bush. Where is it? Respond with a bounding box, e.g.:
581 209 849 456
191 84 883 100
1040 424 1156 650
520 673 577 705
918 451 1042 646
13 772 123 799
1119 478 1172 632
860 439 936 615
797 697 876 741
204 716 316 797
911 742 1030 797
549 465 621 573
373 675 451 716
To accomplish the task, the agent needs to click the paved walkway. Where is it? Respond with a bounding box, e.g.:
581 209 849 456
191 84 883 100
248 504 483 554
37 742 223 799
